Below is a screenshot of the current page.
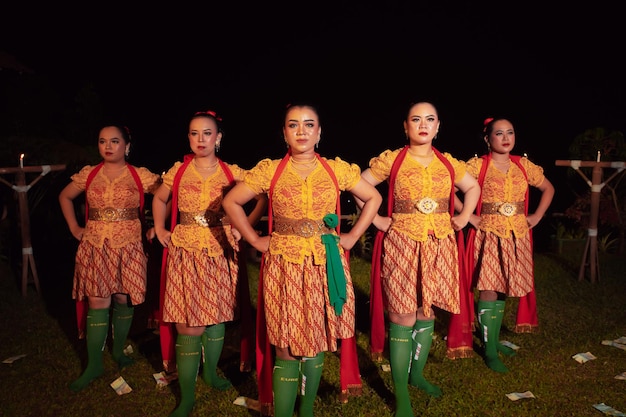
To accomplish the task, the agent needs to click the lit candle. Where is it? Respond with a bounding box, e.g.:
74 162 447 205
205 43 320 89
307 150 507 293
597 151 601 162
19 153 24 169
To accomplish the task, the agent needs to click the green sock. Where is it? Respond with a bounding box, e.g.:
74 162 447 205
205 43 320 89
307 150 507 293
70 308 109 392
111 301 135 369
272 358 300 417
494 300 516 356
169 335 201 417
298 353 324 417
389 322 415 417
409 319 441 397
478 300 509 373
201 324 232 390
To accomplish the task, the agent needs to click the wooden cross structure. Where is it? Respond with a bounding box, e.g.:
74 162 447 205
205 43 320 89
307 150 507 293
0 162 66 296
555 155 625 283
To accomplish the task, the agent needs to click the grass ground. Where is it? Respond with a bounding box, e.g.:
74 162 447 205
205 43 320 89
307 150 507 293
0 228 625 416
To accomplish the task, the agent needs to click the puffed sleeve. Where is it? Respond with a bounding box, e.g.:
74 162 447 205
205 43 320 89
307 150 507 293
243 158 275 195
521 158 547 188
70 165 95 191
465 156 482 179
368 148 400 182
328 157 361 191
224 163 246 182
134 166 162 193
441 152 467 182
161 161 184 189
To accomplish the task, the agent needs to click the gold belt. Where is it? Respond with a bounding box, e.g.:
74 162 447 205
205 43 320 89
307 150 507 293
481 201 525 217
179 211 228 227
88 207 139 222
394 198 449 214
273 217 333 238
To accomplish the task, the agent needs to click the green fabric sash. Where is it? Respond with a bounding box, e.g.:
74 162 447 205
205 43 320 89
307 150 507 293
321 213 346 316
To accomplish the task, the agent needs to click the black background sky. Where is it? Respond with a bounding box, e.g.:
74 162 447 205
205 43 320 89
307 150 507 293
2 2 624 212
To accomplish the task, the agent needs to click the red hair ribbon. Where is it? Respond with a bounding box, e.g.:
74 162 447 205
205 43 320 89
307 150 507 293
194 110 223 122
483 117 494 133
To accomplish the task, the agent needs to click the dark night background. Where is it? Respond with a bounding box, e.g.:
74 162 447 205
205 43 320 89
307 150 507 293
2 2 625 215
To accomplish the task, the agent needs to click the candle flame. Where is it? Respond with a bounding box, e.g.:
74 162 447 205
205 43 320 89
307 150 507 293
20 153 24 160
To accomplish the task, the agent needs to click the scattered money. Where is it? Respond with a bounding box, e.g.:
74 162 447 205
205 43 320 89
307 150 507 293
602 340 626 351
593 402 626 416
381 364 391 372
572 352 597 363
506 391 535 401
614 372 626 381
2 354 27 364
123 345 134 355
614 336 626 344
110 376 132 395
233 396 261 411
500 340 520 351
153 371 170 387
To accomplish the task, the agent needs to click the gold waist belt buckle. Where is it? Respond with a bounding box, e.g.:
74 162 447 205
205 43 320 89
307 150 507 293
394 198 449 214
481 201 525 217
88 207 139 222
179 211 228 227
273 217 332 238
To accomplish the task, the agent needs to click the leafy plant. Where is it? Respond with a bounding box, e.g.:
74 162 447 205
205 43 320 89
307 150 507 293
552 219 586 240
598 232 619 253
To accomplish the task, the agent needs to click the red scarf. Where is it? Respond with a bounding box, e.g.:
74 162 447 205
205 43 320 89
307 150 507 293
256 152 361 415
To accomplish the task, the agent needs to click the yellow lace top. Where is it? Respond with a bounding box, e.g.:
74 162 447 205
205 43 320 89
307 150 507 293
162 160 245 254
243 156 361 265
466 156 547 239
71 165 161 248
368 148 466 241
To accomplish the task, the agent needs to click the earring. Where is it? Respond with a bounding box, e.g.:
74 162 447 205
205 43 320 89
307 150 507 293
315 141 319 149
125 150 130 157
215 143 220 153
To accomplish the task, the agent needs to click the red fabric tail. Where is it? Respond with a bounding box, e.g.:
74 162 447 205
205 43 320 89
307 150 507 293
256 256 274 413
339 336 362 401
238 247 254 370
369 230 386 357
515 289 539 332
76 299 88 339
446 230 475 358
159 321 176 365
157 248 176 364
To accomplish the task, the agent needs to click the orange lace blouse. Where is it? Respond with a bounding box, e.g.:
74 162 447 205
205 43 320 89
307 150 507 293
243 157 361 265
71 165 161 248
368 148 467 241
162 161 246 255
466 156 547 239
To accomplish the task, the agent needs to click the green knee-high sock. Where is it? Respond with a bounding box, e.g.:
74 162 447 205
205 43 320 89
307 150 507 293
169 335 202 417
272 358 300 417
494 300 516 356
409 319 442 397
478 300 509 373
201 323 231 390
111 302 135 368
70 308 109 392
298 352 324 417
389 322 415 417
